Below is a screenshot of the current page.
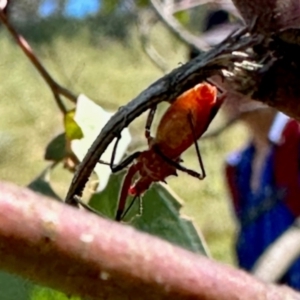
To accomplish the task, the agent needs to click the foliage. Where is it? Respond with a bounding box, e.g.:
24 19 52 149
15 14 136 45
90 171 208 254
0 272 33 300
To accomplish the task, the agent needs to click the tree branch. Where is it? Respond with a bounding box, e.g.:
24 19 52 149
150 0 210 51
137 10 169 73
231 0 300 33
1 181 300 299
0 9 77 114
166 0 240 19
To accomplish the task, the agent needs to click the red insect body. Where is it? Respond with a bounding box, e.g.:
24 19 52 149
156 82 218 158
116 83 222 220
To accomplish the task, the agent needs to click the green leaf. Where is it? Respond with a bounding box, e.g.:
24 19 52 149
89 172 208 255
64 110 84 141
136 0 150 7
102 0 120 14
0 271 33 300
30 286 81 300
27 167 61 201
174 11 190 25
44 133 66 162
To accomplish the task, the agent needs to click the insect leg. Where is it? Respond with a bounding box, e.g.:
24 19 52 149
187 111 206 179
153 110 206 179
99 151 141 173
153 145 204 179
97 127 122 168
100 106 156 172
99 111 134 171
98 121 141 172
116 164 139 221
145 106 157 143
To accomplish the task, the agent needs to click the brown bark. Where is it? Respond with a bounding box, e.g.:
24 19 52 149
0 181 300 299
232 0 300 33
226 0 300 121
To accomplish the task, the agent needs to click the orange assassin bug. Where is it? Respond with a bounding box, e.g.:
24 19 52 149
101 82 225 221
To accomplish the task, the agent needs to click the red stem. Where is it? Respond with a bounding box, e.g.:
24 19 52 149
0 10 77 113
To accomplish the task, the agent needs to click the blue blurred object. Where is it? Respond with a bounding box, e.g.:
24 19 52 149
39 0 100 18
65 0 100 18
39 0 57 17
225 115 300 290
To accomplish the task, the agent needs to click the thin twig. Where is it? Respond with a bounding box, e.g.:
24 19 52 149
137 11 169 73
150 0 210 52
166 0 239 17
0 9 77 114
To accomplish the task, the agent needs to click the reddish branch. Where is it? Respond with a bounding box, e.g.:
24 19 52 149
0 181 300 299
0 9 77 113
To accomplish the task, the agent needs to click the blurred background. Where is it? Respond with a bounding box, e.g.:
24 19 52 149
0 0 247 266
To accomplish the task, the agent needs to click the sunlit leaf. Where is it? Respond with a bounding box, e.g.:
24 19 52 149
64 110 84 141
44 133 66 162
136 0 150 7
174 11 190 25
71 94 131 192
102 0 120 14
27 166 61 201
31 286 80 300
89 172 208 255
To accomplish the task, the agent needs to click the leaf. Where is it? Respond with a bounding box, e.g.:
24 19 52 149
30 286 81 300
89 172 208 255
174 11 190 25
64 110 84 141
136 0 150 7
71 94 131 192
27 167 61 201
44 133 66 162
102 0 120 14
0 271 33 300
